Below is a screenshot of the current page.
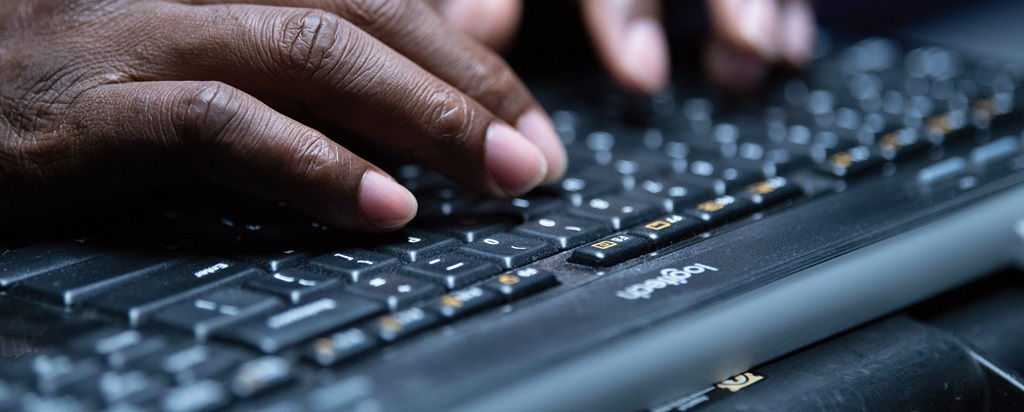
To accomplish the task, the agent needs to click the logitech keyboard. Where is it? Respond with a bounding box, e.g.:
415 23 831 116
2 35 1024 411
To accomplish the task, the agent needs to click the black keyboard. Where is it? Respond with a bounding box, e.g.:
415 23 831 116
2 35 1024 411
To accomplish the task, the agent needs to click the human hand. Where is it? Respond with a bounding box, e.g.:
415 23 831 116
0 0 567 232
435 0 816 94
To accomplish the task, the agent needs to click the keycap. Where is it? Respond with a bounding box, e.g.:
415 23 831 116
401 255 502 290
513 215 611 250
875 127 930 160
14 251 186 306
917 156 969 186
417 214 516 242
969 136 1021 173
245 269 342 304
349 273 444 311
302 249 401 282
458 233 558 270
369 307 442 342
306 327 379 366
683 195 759 226
470 196 564 221
627 214 703 247
0 241 102 289
228 356 295 399
814 145 884 178
482 268 560 300
427 286 503 320
8 353 103 395
568 234 651 267
161 380 229 412
924 110 976 142
153 288 284 340
85 258 263 326
214 290 384 353
105 336 172 370
543 170 621 207
372 230 460 263
94 370 167 406
625 177 716 213
568 196 661 230
741 177 803 206
66 328 145 358
146 345 244 385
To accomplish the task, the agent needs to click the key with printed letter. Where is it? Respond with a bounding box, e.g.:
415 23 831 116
347 273 443 311
401 255 502 290
459 233 558 270
372 230 460 263
482 268 560 300
513 214 611 250
628 214 704 247
245 269 342 304
302 249 401 282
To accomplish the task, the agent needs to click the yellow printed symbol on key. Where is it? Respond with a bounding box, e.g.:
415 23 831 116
591 240 619 250
645 220 672 231
498 275 521 285
830 152 853 168
697 199 725 213
747 182 774 195
715 372 764 392
441 295 464 308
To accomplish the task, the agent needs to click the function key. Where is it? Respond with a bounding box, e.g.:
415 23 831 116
513 215 611 250
347 273 443 311
306 327 379 367
742 177 803 206
627 214 703 247
428 286 503 321
568 196 661 230
372 230 460 263
401 255 502 290
568 234 651 267
459 233 558 270
482 268 560 300
682 195 758 226
369 307 441 342
302 249 401 282
153 288 283 340
245 269 342 304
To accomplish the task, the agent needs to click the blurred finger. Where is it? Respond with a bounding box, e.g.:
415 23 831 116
66 81 417 232
579 0 670 94
706 0 814 67
434 0 522 52
703 35 769 94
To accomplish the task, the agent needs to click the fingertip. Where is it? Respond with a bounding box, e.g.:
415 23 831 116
621 19 671 94
485 121 547 197
734 0 780 62
359 170 418 231
779 0 815 67
440 0 522 51
516 109 567 185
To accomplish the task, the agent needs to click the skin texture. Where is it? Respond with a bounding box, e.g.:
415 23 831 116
0 0 814 232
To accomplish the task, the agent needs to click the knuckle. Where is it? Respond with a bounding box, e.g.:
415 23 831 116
178 81 245 148
463 56 519 108
419 86 475 147
289 132 342 184
274 11 350 82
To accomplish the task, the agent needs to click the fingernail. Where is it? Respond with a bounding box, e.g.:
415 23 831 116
359 170 417 230
516 109 567 185
486 121 547 197
622 19 670 94
779 1 814 66
738 0 779 61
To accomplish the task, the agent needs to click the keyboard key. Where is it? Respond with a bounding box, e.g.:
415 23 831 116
372 230 460 262
471 195 564 221
924 110 976 143
875 127 930 160
302 249 401 282
401 255 502 290
568 196 661 230
228 356 295 399
153 288 284 340
742 177 803 206
482 268 560 300
917 156 969 186
427 286 503 320
347 273 443 311
369 307 441 342
969 136 1021 173
417 214 515 243
105 336 172 370
95 370 166 406
245 269 342 304
543 170 621 207
569 234 651 267
814 145 884 178
146 345 245 385
459 233 558 270
306 327 379 366
161 380 230 412
85 258 263 326
214 290 384 353
9 353 103 395
626 177 716 213
513 214 611 250
683 195 759 226
627 214 703 247
14 251 186 306
0 241 102 289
